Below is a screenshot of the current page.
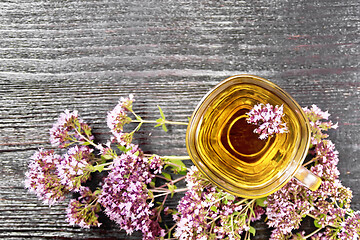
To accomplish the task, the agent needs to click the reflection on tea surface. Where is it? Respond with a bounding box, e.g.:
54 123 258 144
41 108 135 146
220 109 274 162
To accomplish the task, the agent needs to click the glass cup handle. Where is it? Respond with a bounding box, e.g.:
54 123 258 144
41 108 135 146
294 166 322 191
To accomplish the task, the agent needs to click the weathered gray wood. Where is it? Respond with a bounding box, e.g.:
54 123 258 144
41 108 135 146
0 0 359 239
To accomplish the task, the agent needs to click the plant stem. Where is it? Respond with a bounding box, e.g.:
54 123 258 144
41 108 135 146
303 158 316 167
144 154 191 161
206 196 226 211
156 194 168 221
152 188 189 199
304 226 323 239
74 128 100 150
156 175 187 189
165 223 178 239
151 188 171 193
96 162 113 167
235 198 250 206
161 156 191 161
307 213 337 228
131 119 188 126
208 215 221 226
163 161 189 171
79 196 99 214
129 109 141 121
154 174 171 181
168 175 186 185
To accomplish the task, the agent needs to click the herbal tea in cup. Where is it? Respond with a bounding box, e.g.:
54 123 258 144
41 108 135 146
186 75 321 198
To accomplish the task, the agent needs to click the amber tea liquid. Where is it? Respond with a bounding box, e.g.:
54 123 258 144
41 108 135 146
195 83 301 190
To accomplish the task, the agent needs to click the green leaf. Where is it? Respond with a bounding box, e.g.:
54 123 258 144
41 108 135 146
249 226 256 236
166 158 187 173
102 154 113 160
162 123 168 132
225 194 235 201
256 197 267 207
314 219 322 228
210 205 217 213
93 189 102 195
161 172 172 180
84 127 92 136
295 232 306 240
158 105 166 119
149 178 156 188
117 145 127 152
178 170 187 175
81 141 91 146
148 190 154 199
167 184 177 198
77 123 82 134
232 211 241 216
154 123 162 128
93 164 105 172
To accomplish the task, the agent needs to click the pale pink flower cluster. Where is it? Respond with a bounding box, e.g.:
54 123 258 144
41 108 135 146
25 145 95 206
149 155 163 175
174 166 264 240
49 110 93 148
24 149 67 206
106 94 134 145
98 144 165 240
337 211 360 239
305 211 360 239
266 178 313 238
27 96 170 234
57 145 93 192
246 103 288 140
302 104 338 145
26 110 98 227
66 186 101 228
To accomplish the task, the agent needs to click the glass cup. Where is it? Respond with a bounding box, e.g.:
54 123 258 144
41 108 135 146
186 74 322 198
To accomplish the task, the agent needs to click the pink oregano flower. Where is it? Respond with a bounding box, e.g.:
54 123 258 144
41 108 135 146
66 186 102 228
49 109 93 148
246 103 288 140
24 149 68 206
174 166 265 240
98 143 165 239
106 94 135 145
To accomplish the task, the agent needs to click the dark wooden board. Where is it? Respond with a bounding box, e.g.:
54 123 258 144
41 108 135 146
0 0 359 239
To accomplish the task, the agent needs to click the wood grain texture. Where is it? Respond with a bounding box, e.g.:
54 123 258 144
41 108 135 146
0 0 359 239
